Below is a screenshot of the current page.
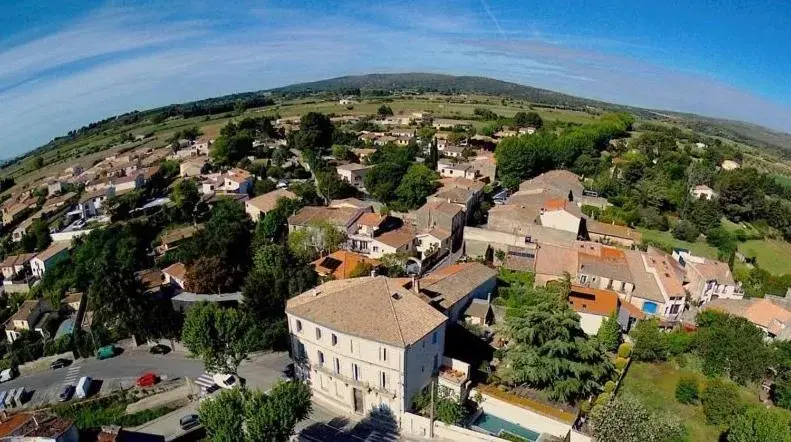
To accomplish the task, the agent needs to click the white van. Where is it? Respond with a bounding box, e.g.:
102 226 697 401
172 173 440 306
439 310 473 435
0 368 16 383
75 376 92 399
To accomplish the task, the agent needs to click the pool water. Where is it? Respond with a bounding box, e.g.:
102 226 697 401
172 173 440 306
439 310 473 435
472 412 540 442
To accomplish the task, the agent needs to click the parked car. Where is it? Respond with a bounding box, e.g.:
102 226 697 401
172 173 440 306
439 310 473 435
179 414 200 430
149 344 170 355
75 376 92 399
136 372 158 388
50 358 71 370
0 368 17 383
58 385 75 402
212 373 239 389
97 345 116 360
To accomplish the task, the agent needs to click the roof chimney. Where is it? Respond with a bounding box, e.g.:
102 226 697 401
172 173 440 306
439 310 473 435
411 275 420 294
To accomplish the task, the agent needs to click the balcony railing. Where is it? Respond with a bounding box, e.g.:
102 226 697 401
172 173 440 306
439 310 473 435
298 359 397 399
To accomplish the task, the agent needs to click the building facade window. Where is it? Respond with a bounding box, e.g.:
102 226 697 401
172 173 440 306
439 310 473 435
380 371 387 389
318 351 325 365
353 363 360 381
332 334 338 346
315 327 322 340
432 332 437 344
381 347 387 361
296 320 302 332
334 358 340 374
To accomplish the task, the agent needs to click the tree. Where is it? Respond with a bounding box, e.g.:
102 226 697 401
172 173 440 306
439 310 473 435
198 381 312 442
395 164 438 209
377 104 393 117
252 178 276 196
672 220 700 242
630 318 667 361
772 373 791 410
513 111 543 129
701 378 742 425
290 112 334 155
435 398 465 425
684 197 722 233
211 134 253 166
590 395 684 442
20 219 51 253
244 381 313 441
287 220 346 261
254 197 302 245
728 405 791 442
379 253 409 277
675 376 699 404
364 162 404 203
497 285 613 403
199 388 245 442
315 168 353 204
182 302 259 374
171 179 200 221
186 256 235 294
695 311 770 384
596 311 621 352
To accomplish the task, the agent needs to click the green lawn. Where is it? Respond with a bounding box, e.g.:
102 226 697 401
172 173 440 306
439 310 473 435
620 362 766 442
738 239 791 275
636 228 719 259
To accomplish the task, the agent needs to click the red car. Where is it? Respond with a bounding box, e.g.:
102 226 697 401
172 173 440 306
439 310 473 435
136 372 159 388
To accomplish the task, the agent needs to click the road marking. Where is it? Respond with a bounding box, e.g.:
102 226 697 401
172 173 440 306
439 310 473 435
62 365 81 386
193 373 215 393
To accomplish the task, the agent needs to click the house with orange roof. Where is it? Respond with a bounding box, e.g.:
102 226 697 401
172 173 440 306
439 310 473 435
311 250 380 280
705 294 791 340
162 262 188 289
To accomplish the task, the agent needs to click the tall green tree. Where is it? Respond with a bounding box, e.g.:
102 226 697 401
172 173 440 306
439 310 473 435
695 310 770 384
171 179 200 221
290 112 334 155
395 164 438 210
199 388 245 442
182 303 259 374
630 318 668 361
364 162 404 203
497 285 613 403
513 111 543 129
198 381 312 442
596 311 621 352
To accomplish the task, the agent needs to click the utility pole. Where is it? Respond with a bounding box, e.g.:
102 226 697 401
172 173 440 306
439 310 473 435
429 378 435 438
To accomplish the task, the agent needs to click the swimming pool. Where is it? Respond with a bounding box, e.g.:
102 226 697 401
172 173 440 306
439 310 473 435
471 412 541 442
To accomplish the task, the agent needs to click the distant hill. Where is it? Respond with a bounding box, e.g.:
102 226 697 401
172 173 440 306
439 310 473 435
269 72 636 113
269 73 791 154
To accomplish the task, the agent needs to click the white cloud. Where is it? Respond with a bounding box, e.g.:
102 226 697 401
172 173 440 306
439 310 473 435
0 5 207 88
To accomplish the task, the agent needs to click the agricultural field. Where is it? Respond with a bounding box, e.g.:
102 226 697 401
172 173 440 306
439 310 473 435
738 239 791 276
636 228 720 260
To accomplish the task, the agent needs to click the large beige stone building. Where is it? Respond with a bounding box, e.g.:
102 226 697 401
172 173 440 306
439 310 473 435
286 277 447 415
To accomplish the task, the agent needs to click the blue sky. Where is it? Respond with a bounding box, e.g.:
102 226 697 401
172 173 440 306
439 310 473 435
1 0 790 158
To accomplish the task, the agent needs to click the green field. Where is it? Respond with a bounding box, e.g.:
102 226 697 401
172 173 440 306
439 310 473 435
637 228 719 259
254 96 600 125
620 362 772 442
738 239 791 275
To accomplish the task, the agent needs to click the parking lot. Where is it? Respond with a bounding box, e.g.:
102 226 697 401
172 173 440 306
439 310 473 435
0 346 205 409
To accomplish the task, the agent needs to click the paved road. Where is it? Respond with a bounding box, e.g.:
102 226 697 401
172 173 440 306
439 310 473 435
132 352 292 441
0 347 205 407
